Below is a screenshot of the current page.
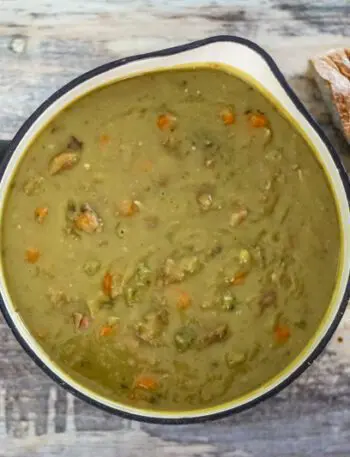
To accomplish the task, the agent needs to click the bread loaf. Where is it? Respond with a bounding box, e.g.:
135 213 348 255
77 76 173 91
309 48 350 144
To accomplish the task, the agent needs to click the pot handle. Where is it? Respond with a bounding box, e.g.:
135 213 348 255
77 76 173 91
0 140 10 155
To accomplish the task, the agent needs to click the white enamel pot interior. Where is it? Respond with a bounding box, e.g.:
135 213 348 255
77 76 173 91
0 36 349 423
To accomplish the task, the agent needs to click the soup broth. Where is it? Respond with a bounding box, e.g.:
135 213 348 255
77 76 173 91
1 68 340 411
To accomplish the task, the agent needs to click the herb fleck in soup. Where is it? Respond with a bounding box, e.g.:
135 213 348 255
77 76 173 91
1 68 340 411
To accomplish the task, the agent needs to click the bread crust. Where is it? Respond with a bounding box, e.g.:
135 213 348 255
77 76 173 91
310 48 350 143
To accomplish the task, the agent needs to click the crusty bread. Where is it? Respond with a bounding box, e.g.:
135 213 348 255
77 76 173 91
309 48 350 144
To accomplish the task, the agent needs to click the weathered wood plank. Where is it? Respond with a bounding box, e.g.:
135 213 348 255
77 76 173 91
0 1 349 456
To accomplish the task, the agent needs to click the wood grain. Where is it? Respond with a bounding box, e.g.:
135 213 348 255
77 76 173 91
0 1 349 456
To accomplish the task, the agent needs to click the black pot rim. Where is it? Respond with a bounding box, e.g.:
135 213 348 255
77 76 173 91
0 34 349 425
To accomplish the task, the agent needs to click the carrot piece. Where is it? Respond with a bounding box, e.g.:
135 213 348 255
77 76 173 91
157 113 176 131
134 375 158 390
220 108 235 125
25 248 40 264
34 206 48 224
274 324 291 344
230 271 247 286
102 272 113 297
119 200 139 217
177 291 192 310
249 113 268 128
99 133 111 146
100 325 113 337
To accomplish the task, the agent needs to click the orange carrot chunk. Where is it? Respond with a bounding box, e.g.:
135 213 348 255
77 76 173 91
119 200 139 217
102 272 113 297
220 108 235 125
177 291 192 310
100 325 113 337
249 113 268 128
230 271 247 286
34 207 48 224
25 248 40 264
99 133 111 146
274 324 291 344
157 113 176 131
134 375 158 390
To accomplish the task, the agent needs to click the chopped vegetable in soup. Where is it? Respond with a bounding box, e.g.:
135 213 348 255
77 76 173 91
1 67 340 411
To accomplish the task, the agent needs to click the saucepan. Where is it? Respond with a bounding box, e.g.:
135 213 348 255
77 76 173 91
0 36 349 423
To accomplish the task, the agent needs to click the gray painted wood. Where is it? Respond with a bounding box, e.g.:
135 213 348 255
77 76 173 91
0 1 349 456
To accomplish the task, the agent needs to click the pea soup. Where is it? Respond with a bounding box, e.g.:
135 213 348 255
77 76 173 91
1 68 340 411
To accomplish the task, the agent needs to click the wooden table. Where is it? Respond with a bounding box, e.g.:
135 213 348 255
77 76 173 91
0 1 349 456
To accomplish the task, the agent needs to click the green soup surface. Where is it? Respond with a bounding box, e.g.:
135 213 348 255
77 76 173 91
1 67 340 411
